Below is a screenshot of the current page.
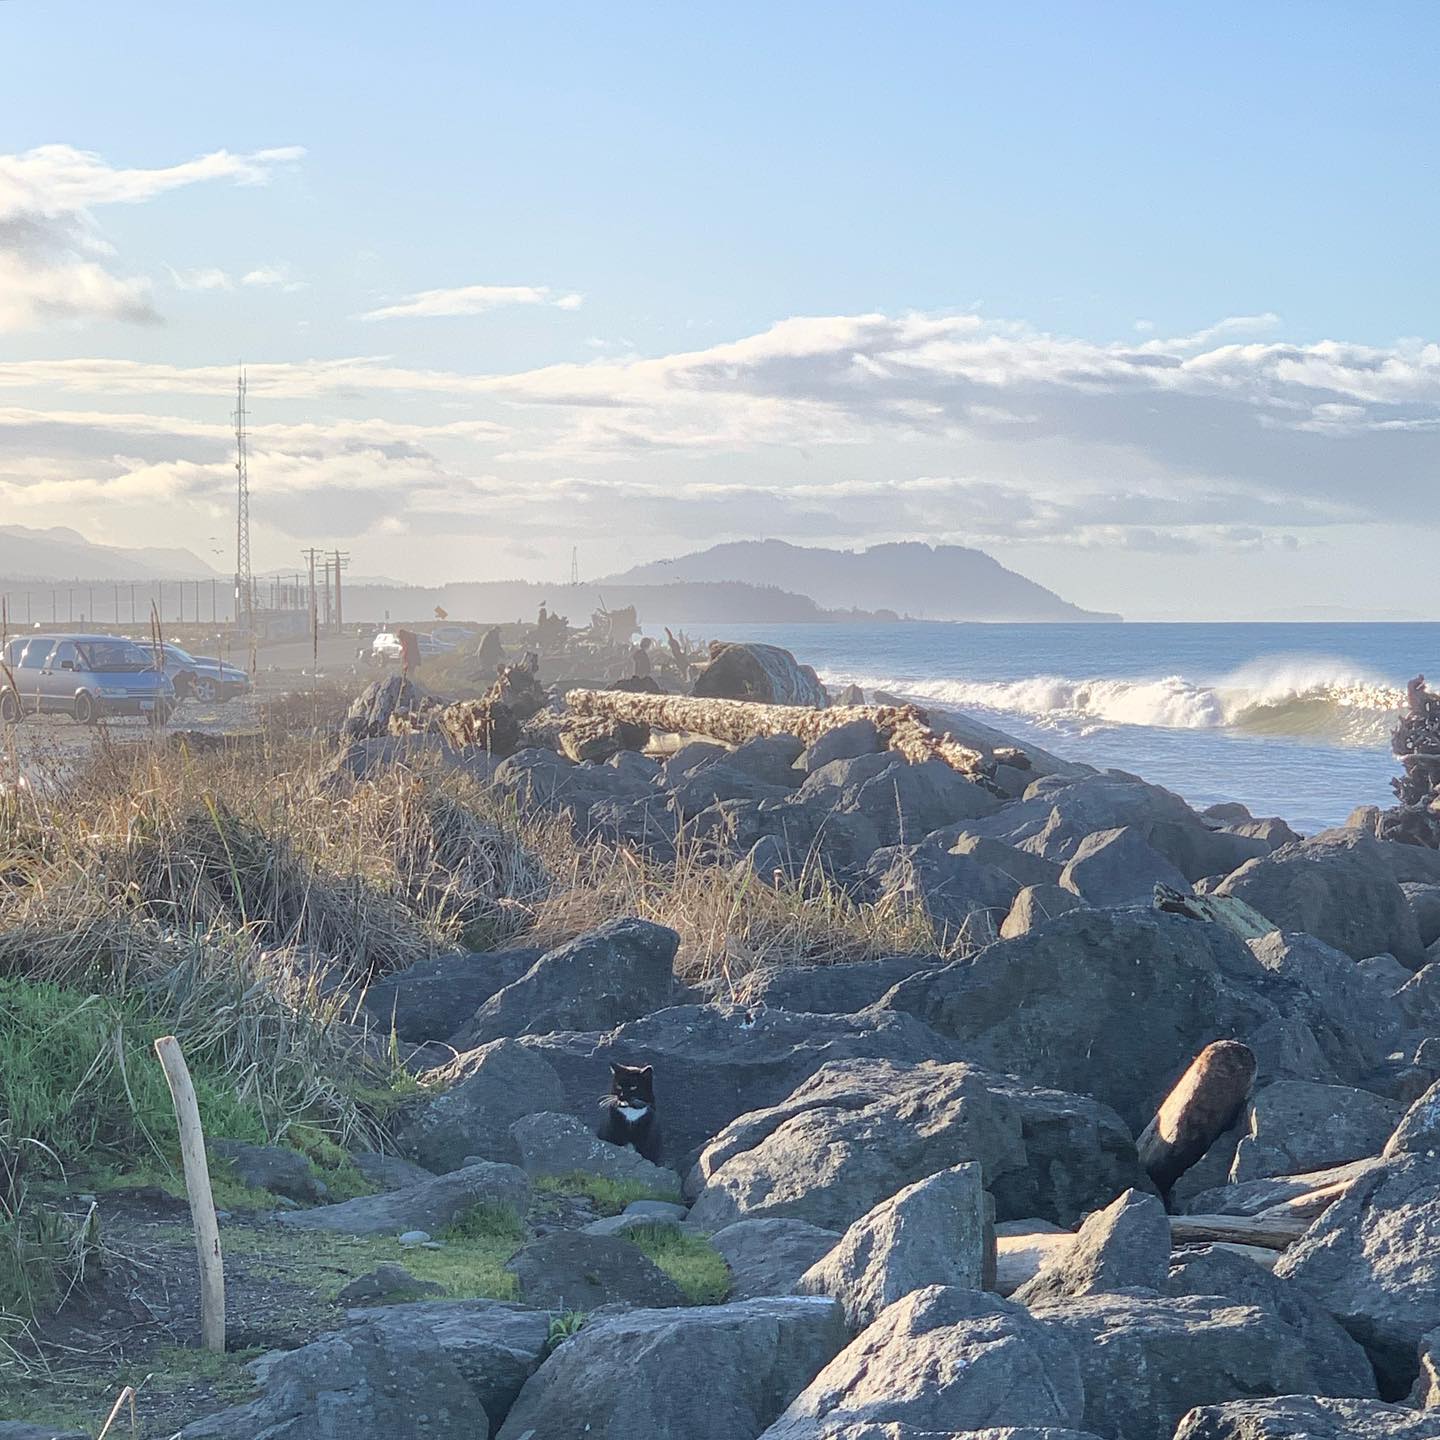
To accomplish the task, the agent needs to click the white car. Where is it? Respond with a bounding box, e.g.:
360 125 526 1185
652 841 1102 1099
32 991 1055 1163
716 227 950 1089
369 631 455 663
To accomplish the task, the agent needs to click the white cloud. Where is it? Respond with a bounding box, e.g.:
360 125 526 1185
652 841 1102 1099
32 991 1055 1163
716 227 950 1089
169 266 233 291
360 283 583 321
0 143 303 331
242 264 304 291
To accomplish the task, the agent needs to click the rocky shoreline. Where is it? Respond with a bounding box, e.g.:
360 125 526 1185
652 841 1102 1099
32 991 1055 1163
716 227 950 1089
10 644 1440 1440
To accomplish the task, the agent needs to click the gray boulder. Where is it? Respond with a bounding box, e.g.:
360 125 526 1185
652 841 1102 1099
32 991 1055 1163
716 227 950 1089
276 1161 527 1236
513 1003 977 1167
1397 963 1440 1031
1174 1397 1440 1439
1181 1157 1387 1217
1001 883 1086 938
865 842 1023 943
394 1039 567 1172
737 956 943 1016
180 1320 484 1438
211 1140 324 1203
504 1231 686 1310
942 832 1064 888
449 918 680 1051
727 734 806 787
0 1428 87 1440
1276 1153 1440 1393
1231 1082 1403 1182
844 758 1001 845
689 1058 1143 1232
507 1110 680 1193
1058 826 1190 906
335 1264 444 1305
353 1300 552 1426
1385 1078 1440 1158
760 1287 1085 1439
1013 1189 1169 1306
672 762 794 818
664 739 731 783
1404 884 1440 948
350 1151 437 1192
711 1219 844 1300
880 908 1279 1132
1216 831 1425 966
796 1163 987 1329
1028 1293 1338 1440
1414 1326 1440 1408
360 946 544 1045
1168 1246 1376 1399
801 719 883 772
495 1297 848 1440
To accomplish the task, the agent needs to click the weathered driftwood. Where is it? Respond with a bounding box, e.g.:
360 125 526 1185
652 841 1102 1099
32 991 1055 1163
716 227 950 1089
1153 886 1276 942
1138 1040 1257 1194
565 690 999 787
1169 1212 1310 1251
994 1229 1279 1296
691 641 828 707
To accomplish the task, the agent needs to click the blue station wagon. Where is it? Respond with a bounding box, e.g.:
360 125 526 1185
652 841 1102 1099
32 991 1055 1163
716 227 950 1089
0 633 177 725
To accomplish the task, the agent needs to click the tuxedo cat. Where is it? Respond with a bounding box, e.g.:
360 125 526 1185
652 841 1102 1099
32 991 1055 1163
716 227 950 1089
597 1062 662 1164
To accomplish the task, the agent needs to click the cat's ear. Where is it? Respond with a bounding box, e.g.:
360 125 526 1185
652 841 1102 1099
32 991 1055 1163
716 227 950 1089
609 1062 623 1076
639 1066 654 1080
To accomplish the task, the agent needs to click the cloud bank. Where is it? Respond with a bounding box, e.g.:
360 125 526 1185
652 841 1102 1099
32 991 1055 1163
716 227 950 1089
360 283 584 321
0 144 303 331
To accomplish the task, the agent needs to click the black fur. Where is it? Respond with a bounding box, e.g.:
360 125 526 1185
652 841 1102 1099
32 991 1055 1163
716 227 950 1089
597 1062 662 1164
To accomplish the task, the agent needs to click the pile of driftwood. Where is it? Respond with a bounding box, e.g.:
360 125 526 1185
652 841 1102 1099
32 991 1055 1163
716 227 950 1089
1377 675 1440 847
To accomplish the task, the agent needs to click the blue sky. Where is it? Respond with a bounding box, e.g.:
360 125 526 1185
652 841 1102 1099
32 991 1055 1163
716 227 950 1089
2 1 1438 617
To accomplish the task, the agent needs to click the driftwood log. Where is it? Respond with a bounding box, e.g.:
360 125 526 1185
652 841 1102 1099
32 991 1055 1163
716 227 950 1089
565 690 1002 789
1138 1040 1257 1195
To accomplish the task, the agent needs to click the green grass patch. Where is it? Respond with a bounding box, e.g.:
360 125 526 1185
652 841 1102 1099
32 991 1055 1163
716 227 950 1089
440 1201 527 1245
533 1172 682 1215
0 977 268 1180
216 1223 521 1303
284 1124 375 1204
626 1224 731 1304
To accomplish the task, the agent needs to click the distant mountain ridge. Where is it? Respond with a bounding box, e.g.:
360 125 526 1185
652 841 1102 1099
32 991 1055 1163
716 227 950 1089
605 540 1119 622
0 525 217 582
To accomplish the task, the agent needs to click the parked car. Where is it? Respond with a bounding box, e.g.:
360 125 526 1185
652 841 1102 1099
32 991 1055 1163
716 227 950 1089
0 634 176 725
369 630 455 664
140 643 251 702
430 623 476 648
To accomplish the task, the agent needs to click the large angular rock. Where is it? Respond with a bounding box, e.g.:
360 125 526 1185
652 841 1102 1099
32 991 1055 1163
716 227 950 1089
865 842 1023 943
796 1163 987 1329
801 719 883 772
1385 1078 1440 1158
672 763 794 818
844 758 1001 845
1397 963 1440 1031
1217 831 1425 965
394 1039 567 1172
880 909 1279 1132
1246 932 1402 1087
1174 1396 1440 1439
1059 826 1190 907
1413 1327 1440 1408
1231 1082 1402 1183
504 1231 686 1310
507 1110 681 1192
362 946 544 1045
711 1219 844 1300
1181 1157 1386 1218
449 918 679 1051
276 1161 527 1236
354 1300 552 1426
514 1003 976 1167
1167 1247 1377 1399
180 1320 483 1438
760 1287 1085 1439
941 832 1064 888
738 955 943 1016
1028 1293 1339 1440
1012 1189 1169 1306
690 1058 1144 1232
1001 883 1086 938
495 1297 848 1440
1276 1153 1440 1394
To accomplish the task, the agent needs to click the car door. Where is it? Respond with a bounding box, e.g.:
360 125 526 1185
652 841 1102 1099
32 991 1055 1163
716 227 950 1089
43 641 79 711
15 638 53 712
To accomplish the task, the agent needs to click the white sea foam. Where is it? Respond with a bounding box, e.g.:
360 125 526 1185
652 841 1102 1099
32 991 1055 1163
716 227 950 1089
825 656 1405 747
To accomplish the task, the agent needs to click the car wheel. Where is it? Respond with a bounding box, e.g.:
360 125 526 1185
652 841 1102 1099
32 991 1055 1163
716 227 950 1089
73 692 98 726
193 676 219 702
0 689 19 724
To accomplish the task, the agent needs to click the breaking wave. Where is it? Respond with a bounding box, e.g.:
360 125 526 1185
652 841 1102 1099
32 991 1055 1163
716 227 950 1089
831 659 1405 748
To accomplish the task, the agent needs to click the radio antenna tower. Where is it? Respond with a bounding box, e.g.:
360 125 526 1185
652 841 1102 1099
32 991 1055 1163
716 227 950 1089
233 369 253 630
570 545 578 586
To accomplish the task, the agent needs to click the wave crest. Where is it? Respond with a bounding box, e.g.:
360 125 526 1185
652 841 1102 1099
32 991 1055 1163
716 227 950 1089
827 658 1404 747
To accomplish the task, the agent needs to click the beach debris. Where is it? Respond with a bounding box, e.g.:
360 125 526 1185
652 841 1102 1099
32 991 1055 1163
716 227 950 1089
1137 1039 1257 1195
1378 673 1440 846
691 641 829 706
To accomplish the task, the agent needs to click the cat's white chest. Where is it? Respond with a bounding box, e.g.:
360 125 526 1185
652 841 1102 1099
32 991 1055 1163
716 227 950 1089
617 1104 651 1123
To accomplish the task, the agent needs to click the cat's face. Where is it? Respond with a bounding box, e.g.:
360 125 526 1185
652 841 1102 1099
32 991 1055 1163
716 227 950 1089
609 1063 655 1109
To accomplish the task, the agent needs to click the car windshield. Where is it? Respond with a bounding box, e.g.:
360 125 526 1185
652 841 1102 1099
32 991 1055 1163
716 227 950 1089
165 645 198 665
76 640 154 673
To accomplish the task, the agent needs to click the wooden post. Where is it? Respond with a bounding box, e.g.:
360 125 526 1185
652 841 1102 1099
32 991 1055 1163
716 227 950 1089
1138 1040 1256 1197
154 1035 225 1352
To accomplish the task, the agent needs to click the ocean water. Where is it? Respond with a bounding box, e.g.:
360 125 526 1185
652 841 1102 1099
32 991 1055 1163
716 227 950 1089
695 622 1440 834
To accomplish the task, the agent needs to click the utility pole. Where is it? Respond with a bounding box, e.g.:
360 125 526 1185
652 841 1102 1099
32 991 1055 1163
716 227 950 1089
331 550 350 631
233 370 253 634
